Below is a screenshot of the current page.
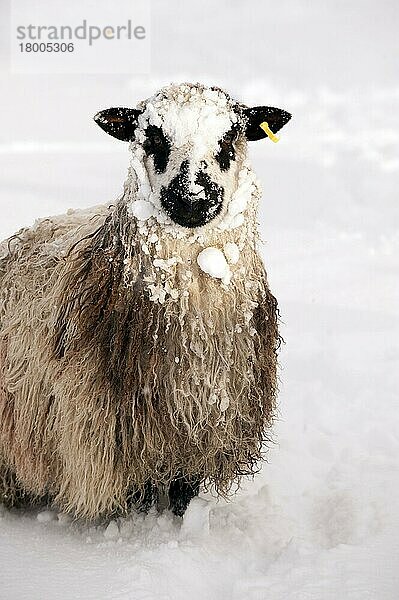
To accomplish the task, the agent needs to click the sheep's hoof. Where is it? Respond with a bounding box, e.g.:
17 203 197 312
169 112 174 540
168 476 200 517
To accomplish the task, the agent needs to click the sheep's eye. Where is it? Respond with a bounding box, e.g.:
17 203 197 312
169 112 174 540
215 129 237 171
144 127 167 149
221 132 236 146
143 125 171 173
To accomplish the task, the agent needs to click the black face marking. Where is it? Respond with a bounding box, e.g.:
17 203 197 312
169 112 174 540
143 125 171 173
160 160 224 228
215 127 238 171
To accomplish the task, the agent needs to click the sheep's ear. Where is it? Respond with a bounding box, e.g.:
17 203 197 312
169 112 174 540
94 107 141 141
244 106 291 141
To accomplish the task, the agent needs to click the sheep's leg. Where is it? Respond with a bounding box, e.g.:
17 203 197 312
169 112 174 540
127 481 158 514
168 475 200 517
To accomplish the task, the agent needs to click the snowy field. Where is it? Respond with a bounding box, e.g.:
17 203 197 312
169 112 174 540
1 1 399 598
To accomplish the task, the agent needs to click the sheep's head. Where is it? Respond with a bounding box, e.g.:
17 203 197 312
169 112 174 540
94 83 291 230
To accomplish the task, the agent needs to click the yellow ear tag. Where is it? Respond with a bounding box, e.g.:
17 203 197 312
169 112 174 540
260 121 280 143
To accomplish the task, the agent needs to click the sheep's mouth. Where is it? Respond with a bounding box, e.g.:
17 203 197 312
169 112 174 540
160 170 224 228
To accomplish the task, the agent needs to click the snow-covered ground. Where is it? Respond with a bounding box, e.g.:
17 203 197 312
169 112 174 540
1 1 398 598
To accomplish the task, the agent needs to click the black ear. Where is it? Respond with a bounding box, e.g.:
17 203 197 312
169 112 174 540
243 106 291 141
93 107 141 141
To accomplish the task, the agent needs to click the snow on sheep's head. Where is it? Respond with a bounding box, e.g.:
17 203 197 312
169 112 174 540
94 83 291 230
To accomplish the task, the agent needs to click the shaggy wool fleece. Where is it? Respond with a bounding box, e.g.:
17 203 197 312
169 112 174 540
0 194 279 519
0 86 280 520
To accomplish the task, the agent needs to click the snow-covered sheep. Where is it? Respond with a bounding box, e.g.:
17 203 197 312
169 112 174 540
0 83 291 519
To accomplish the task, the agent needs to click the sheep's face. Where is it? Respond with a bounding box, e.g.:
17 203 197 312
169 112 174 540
94 83 291 230
136 86 243 229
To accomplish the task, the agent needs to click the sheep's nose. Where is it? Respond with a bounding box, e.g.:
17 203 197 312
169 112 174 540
179 160 190 178
180 192 202 207
160 160 224 228
176 160 204 205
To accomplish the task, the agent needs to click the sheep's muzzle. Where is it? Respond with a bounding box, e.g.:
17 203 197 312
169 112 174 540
160 160 224 228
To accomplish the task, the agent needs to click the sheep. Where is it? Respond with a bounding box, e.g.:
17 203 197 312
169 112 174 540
0 82 291 519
